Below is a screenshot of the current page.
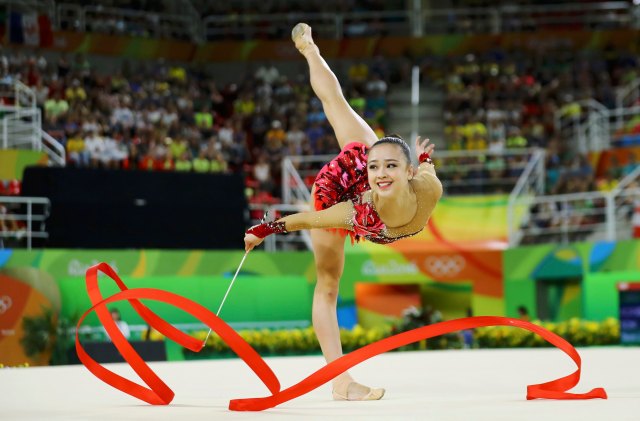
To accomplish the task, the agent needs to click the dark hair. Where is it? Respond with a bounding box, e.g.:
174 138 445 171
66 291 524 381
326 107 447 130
370 134 411 164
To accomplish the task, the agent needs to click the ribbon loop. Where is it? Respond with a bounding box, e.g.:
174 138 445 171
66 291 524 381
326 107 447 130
76 263 606 411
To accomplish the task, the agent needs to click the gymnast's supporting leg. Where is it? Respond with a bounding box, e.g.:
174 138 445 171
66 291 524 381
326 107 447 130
308 189 384 401
292 23 378 150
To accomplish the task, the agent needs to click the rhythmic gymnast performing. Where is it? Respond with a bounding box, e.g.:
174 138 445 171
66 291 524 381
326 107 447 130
244 23 443 401
72 23 607 412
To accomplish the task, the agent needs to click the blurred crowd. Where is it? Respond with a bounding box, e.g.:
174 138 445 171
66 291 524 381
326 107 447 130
431 45 640 195
0 49 390 208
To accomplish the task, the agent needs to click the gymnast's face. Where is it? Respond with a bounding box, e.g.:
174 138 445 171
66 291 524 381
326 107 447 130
367 144 413 197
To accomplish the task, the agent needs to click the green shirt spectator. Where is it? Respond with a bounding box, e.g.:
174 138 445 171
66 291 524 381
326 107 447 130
175 159 193 172
210 156 228 173
193 156 211 173
195 109 213 129
168 139 188 159
44 97 69 119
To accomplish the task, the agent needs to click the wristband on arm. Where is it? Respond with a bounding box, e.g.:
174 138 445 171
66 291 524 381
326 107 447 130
418 152 433 165
246 221 288 238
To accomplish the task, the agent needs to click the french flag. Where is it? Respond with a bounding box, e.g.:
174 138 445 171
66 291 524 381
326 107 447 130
9 12 53 47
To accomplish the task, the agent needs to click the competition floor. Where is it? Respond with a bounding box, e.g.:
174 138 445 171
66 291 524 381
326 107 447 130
1 347 638 421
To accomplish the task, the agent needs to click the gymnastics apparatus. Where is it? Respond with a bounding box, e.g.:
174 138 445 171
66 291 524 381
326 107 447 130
76 261 606 411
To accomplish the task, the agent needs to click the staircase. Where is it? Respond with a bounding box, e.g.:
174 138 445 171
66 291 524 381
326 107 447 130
0 81 65 166
387 83 445 151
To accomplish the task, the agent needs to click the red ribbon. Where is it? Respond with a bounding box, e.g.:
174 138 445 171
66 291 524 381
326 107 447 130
76 262 607 411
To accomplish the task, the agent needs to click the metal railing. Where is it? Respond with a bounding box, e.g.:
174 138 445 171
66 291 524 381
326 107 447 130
4 1 633 44
0 80 66 166
0 196 51 250
282 155 321 205
202 1 634 40
509 164 640 246
41 129 66 166
506 148 547 246
555 99 611 153
1 107 41 150
280 148 547 251
555 78 640 152
617 78 640 110
435 148 541 195
0 80 36 109
56 3 203 42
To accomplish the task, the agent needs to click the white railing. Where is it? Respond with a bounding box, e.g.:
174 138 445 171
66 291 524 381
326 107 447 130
0 106 65 166
41 129 66 166
516 190 610 245
0 80 66 166
282 155 323 205
0 80 36 109
1 107 40 150
509 164 640 246
617 78 640 110
555 99 611 153
0 196 50 250
281 148 547 251
610 105 640 146
506 148 546 246
435 148 541 195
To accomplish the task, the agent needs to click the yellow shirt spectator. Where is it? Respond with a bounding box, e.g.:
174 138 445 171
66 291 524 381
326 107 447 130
65 86 87 102
234 97 255 116
66 136 85 153
348 63 369 85
168 66 186 83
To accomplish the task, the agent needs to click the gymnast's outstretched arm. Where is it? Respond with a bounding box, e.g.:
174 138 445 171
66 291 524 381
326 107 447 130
244 201 355 252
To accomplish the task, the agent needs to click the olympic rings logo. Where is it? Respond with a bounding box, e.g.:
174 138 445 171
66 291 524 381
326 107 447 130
424 255 466 277
0 295 12 314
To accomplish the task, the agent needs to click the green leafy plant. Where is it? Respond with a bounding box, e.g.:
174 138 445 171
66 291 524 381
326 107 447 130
20 307 77 365
475 318 620 348
183 318 621 360
21 307 57 359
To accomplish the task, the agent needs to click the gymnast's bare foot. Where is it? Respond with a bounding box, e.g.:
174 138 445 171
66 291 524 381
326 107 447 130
291 23 317 55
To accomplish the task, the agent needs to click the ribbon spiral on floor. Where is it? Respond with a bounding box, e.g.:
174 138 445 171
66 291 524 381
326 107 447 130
76 262 607 411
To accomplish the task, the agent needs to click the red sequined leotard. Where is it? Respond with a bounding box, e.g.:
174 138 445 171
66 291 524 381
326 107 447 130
313 142 425 244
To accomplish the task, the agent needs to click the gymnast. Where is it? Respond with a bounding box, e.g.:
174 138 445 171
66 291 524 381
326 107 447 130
244 23 443 401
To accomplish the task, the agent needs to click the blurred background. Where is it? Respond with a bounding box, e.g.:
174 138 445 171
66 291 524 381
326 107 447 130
0 0 639 366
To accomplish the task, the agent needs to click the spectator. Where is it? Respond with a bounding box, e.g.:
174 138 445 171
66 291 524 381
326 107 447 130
66 131 89 167
285 121 307 156
193 149 211 173
517 306 531 322
44 92 69 120
174 151 193 172
255 62 280 85
104 308 130 340
210 151 228 173
253 152 273 193
84 129 107 168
